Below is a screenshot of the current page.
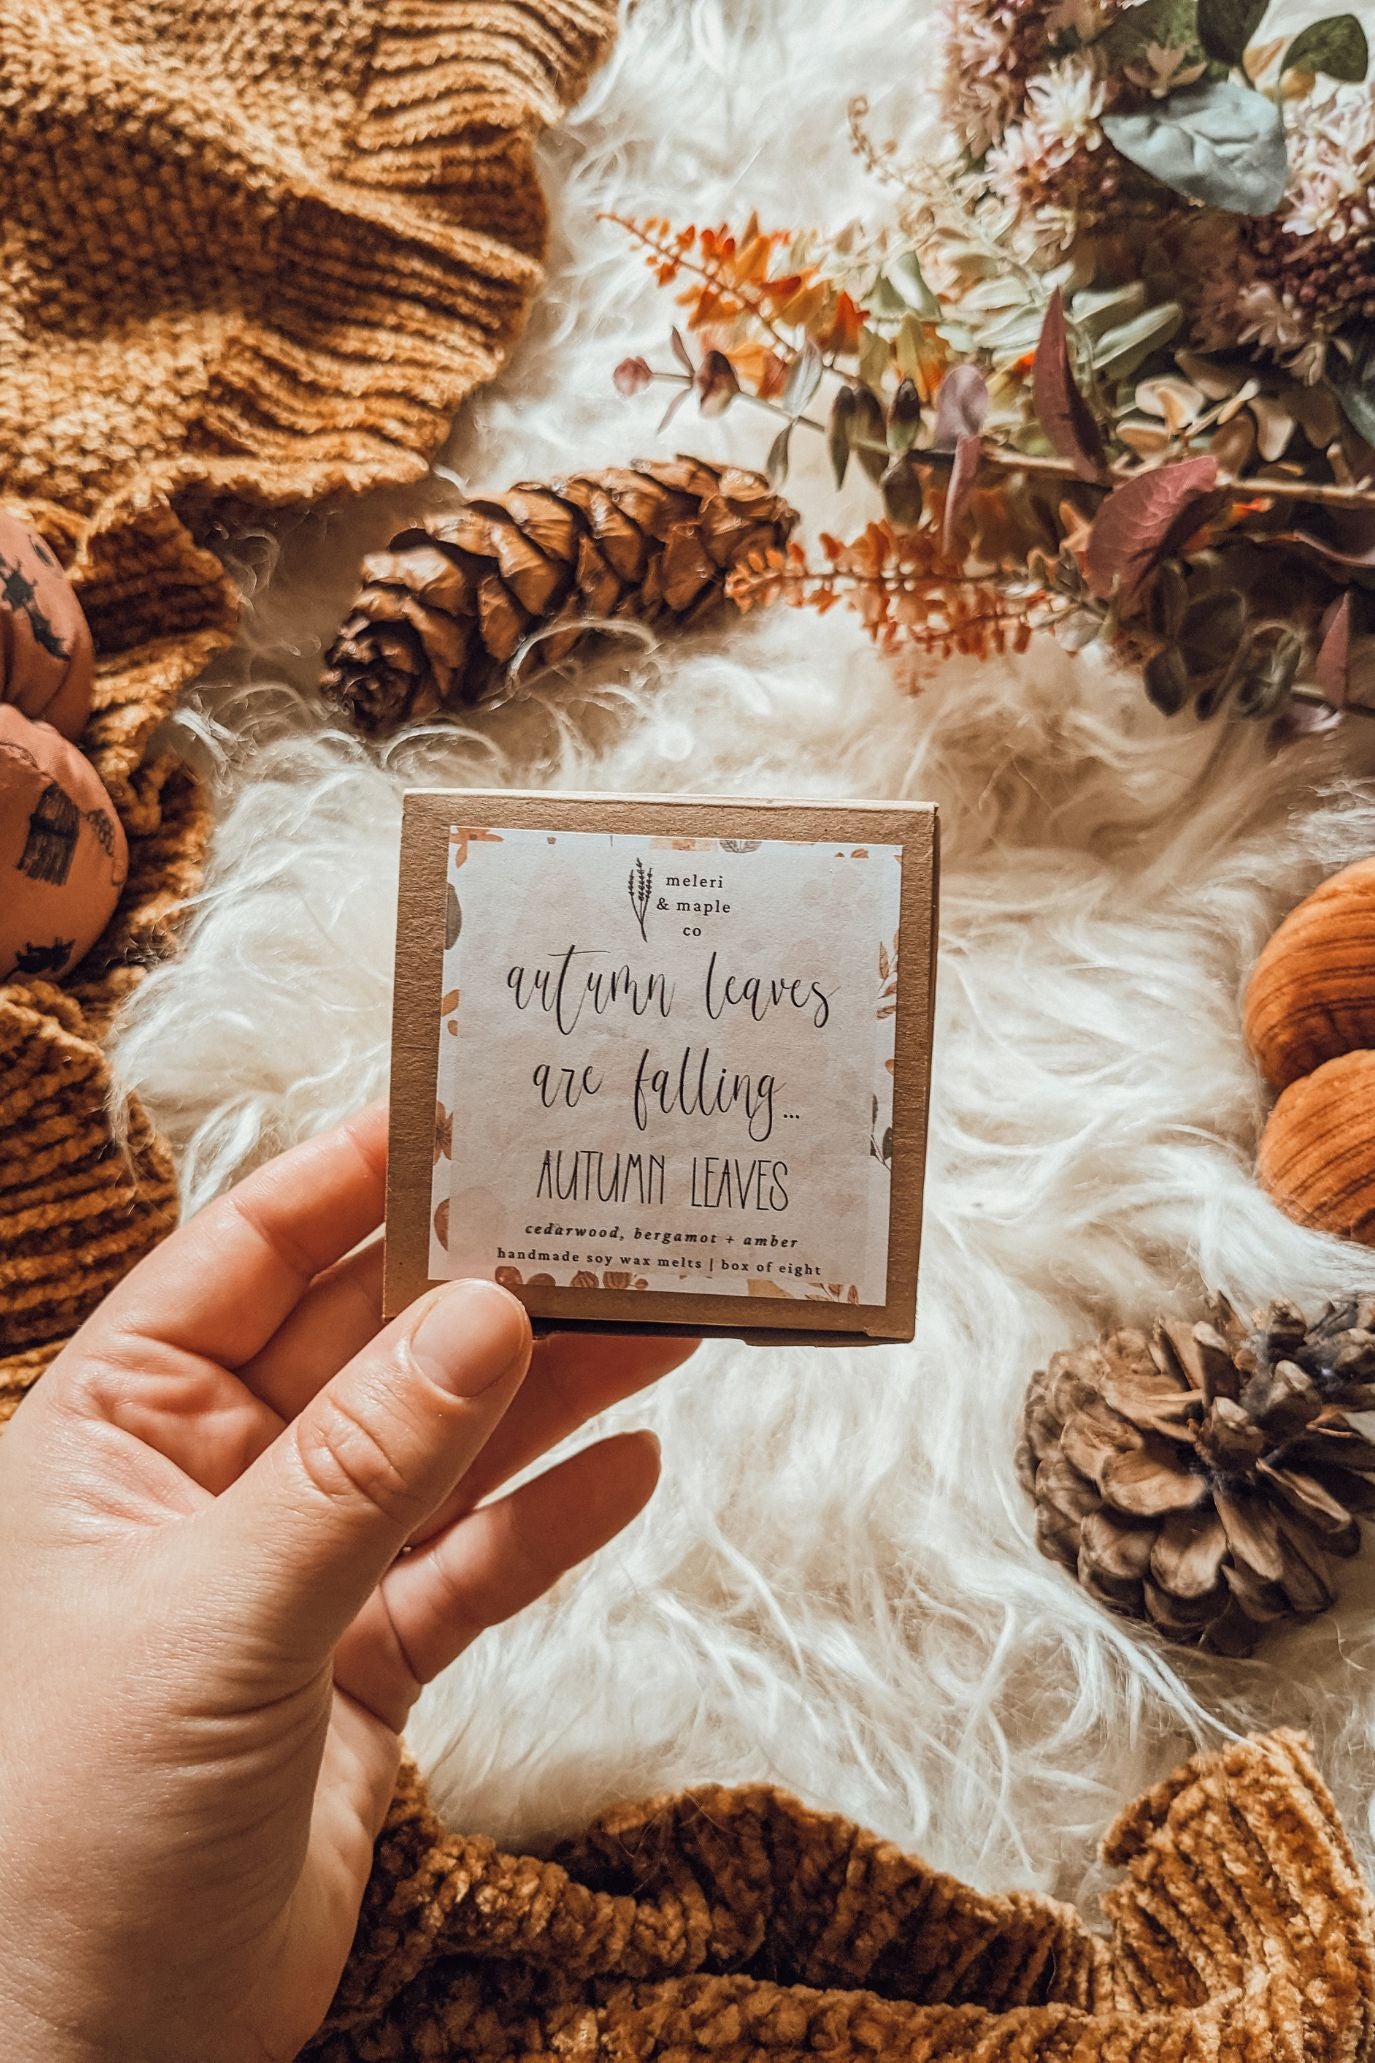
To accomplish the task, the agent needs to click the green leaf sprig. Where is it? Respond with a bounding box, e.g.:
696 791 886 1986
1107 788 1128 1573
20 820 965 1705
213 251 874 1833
1099 0 1369 217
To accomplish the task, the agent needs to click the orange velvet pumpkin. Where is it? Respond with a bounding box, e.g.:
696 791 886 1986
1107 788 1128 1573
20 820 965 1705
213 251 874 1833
1247 860 1375 1243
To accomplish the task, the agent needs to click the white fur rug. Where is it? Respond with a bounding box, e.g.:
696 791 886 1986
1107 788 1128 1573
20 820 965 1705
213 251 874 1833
110 0 1375 1906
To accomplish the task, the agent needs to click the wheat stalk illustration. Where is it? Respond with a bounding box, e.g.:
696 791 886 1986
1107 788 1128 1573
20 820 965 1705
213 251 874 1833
628 859 652 942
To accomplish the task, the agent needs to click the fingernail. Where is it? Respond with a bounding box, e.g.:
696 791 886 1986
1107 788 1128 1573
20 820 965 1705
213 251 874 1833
409 1280 530 1396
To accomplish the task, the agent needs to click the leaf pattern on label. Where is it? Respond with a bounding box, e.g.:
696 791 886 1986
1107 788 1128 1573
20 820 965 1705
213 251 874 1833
495 1264 644 1292
870 921 901 1175
433 1103 452 1164
870 1091 894 1169
434 1199 449 1250
627 859 652 942
449 825 505 872
877 926 900 1019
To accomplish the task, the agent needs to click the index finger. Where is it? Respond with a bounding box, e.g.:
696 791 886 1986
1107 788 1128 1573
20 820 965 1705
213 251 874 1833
89 1102 389 1368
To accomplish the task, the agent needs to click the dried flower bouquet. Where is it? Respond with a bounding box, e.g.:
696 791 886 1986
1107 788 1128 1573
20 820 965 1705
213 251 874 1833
612 0 1375 741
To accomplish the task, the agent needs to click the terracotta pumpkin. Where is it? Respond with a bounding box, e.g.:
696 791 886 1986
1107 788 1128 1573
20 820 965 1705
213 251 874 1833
0 510 95 740
1258 1049 1375 1243
1246 858 1375 1091
1247 859 1375 1243
0 705 127 982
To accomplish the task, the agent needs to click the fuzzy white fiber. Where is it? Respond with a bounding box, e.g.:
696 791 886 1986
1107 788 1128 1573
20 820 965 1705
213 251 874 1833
108 0 1375 1907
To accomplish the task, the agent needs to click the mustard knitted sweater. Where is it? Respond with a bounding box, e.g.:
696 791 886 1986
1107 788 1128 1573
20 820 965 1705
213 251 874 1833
308 1730 1375 2059
0 0 616 1411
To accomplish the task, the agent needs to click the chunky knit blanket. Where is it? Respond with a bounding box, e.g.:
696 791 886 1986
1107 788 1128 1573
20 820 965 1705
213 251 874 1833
0 0 616 1410
308 1730 1375 2058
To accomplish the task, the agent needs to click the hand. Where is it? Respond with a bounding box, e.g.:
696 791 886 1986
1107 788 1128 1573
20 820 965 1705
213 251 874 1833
0 1104 693 2062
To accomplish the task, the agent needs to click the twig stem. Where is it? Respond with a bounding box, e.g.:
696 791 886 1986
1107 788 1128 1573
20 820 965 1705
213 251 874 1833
645 371 1375 513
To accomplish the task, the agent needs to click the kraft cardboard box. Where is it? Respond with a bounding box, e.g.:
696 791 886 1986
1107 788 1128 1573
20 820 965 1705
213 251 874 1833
386 789 938 1343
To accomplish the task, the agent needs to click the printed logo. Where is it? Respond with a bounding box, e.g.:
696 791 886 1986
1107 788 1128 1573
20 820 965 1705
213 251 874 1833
627 857 652 942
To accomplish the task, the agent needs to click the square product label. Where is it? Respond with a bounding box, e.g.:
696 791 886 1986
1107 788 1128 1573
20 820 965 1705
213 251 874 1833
428 825 903 1308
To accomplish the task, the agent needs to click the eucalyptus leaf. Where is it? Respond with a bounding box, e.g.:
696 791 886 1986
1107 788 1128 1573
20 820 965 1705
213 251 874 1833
1093 300 1183 380
657 386 689 436
853 386 889 482
978 307 1048 355
696 349 739 418
1145 645 1191 715
1197 0 1267 65
858 327 890 395
1068 281 1147 340
894 311 927 382
1332 337 1375 445
935 243 1005 281
1281 12 1368 77
887 250 939 318
1101 0 1201 62
1101 80 1289 216
828 386 856 489
888 377 923 452
1149 560 1189 640
961 274 1029 312
880 453 924 528
867 275 909 320
937 321 980 358
766 423 793 488
783 340 823 418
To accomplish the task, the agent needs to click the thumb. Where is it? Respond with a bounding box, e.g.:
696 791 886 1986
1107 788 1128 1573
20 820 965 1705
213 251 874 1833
201 1278 531 1673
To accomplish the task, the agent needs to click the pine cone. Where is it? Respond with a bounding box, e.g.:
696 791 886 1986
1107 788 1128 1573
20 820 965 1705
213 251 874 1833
1018 1294 1375 1656
320 459 799 734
